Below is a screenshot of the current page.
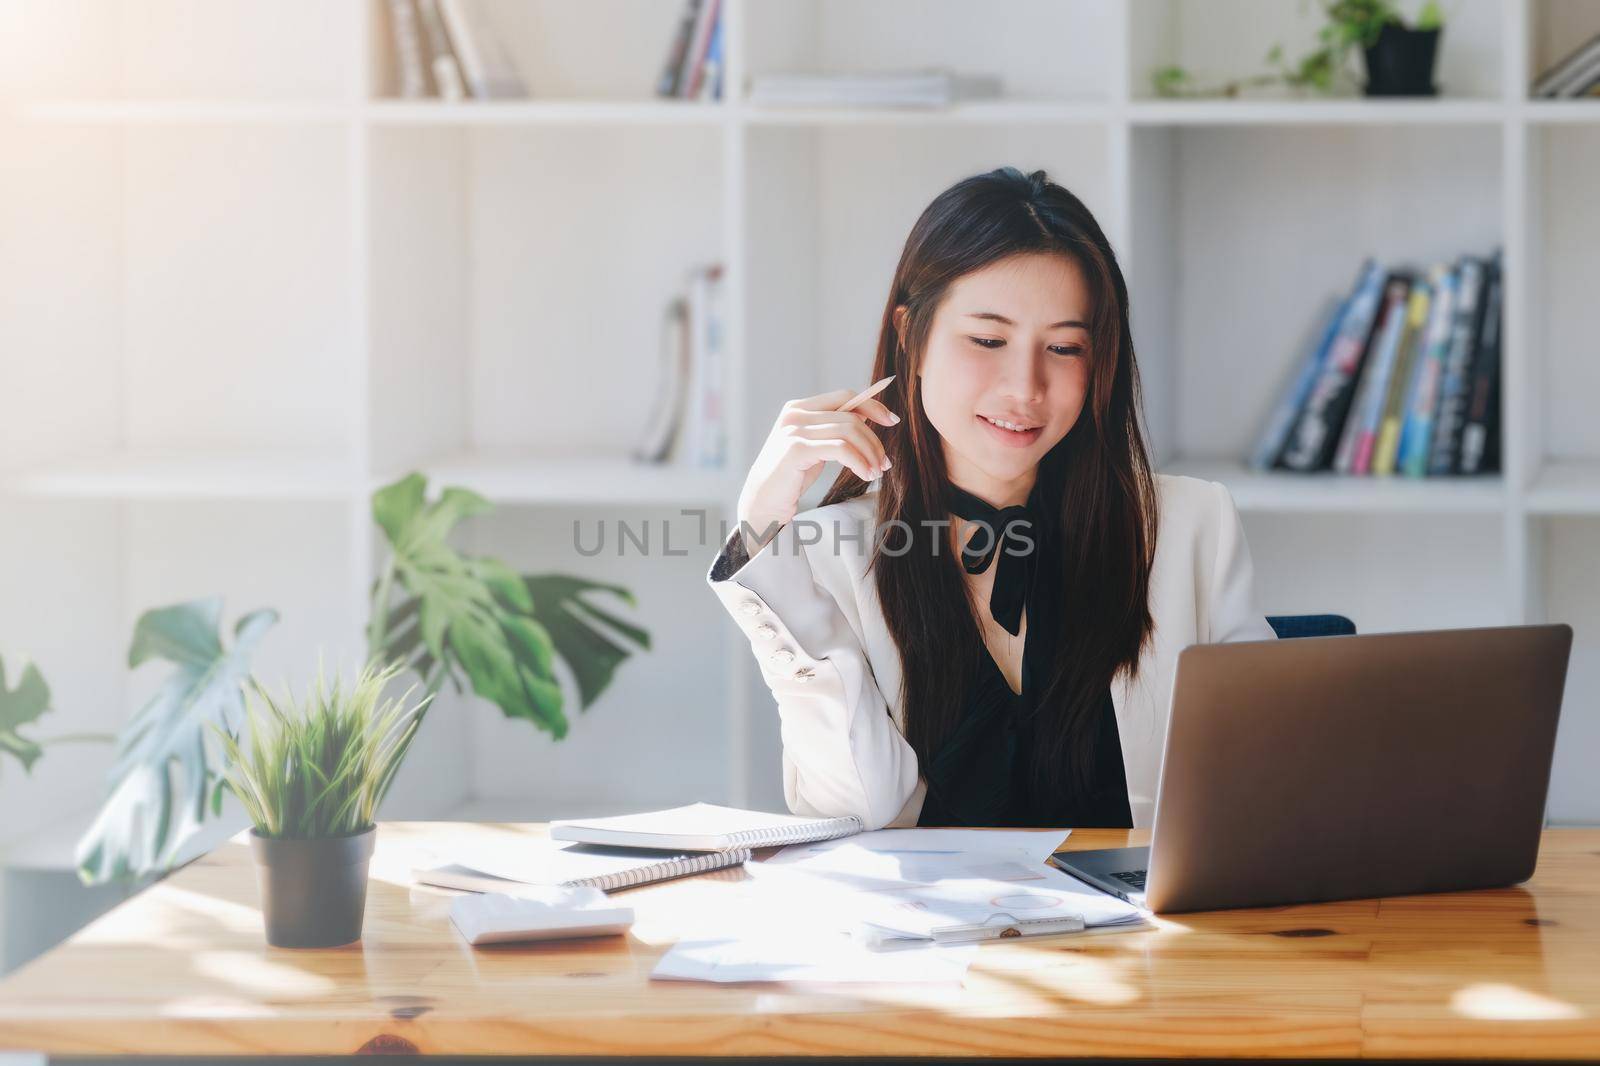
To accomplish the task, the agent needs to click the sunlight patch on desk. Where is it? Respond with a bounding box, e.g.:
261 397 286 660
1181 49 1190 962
965 950 1141 1007
75 883 263 944
191 950 339 998
1451 982 1585 1021
163 995 280 1019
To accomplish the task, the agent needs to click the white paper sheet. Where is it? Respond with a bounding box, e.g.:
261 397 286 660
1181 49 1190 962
766 827 1069 868
850 863 1147 948
752 844 1053 894
651 930 978 984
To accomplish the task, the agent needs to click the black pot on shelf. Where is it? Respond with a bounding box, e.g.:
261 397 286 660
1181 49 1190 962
1362 21 1443 96
250 825 376 948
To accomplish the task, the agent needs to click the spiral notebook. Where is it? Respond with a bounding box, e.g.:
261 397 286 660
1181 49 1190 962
414 839 752 895
548 802 865 852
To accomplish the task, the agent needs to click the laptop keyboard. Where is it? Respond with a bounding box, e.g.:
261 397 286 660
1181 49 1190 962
1111 869 1148 891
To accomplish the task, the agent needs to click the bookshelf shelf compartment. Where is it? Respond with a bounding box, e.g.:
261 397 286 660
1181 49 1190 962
743 0 1117 107
1127 123 1503 476
1129 0 1506 103
368 0 703 103
366 122 727 477
1244 510 1510 634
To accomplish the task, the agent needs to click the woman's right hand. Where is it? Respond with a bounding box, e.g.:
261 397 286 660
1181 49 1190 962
736 387 901 555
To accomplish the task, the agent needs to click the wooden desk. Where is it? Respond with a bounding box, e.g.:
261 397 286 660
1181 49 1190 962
0 824 1596 1060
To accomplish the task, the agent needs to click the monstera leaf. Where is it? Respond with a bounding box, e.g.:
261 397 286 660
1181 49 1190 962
76 599 277 884
522 574 649 708
368 473 647 740
0 655 50 775
370 474 565 735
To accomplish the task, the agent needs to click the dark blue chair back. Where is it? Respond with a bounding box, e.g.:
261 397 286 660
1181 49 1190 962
1266 614 1356 640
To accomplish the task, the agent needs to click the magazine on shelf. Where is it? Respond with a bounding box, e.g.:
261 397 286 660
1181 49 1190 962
1334 273 1412 476
1427 257 1488 474
1371 279 1433 476
415 0 466 100
1458 255 1504 475
439 0 527 99
387 0 429 99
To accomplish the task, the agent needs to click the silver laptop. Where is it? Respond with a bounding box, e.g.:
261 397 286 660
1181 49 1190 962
1050 623 1572 914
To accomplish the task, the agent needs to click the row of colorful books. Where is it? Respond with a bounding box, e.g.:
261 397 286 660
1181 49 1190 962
654 0 725 101
1249 253 1501 478
386 0 526 100
632 263 727 469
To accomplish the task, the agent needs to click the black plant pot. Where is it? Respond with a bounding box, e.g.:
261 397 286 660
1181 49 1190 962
1363 22 1442 96
250 826 376 948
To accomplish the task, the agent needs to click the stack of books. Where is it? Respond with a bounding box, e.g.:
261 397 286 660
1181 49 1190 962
386 0 526 100
655 0 725 101
1532 30 1600 98
1249 253 1502 478
632 263 727 469
747 70 1003 108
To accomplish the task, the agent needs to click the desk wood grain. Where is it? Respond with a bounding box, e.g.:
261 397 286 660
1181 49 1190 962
0 824 1596 1059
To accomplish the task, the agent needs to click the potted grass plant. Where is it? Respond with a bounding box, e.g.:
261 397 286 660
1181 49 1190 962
215 658 430 948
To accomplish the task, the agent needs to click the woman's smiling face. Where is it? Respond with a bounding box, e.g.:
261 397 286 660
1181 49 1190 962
903 251 1093 504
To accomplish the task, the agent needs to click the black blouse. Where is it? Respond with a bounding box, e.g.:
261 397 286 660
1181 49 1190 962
916 561 1134 830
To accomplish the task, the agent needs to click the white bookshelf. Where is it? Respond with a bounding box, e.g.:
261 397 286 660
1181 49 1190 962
1 0 1597 883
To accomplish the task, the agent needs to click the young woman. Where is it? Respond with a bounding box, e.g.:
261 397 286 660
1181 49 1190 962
707 166 1275 831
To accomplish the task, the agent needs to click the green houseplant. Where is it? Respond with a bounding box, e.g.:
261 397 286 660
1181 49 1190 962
73 472 650 887
1 654 114 777
365 472 651 737
214 658 429 948
1153 0 1446 99
1 655 51 775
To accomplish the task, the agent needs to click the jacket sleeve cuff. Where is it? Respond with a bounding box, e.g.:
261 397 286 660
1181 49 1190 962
709 525 753 582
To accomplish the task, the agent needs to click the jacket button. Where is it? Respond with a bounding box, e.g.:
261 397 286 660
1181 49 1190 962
739 600 763 616
754 623 778 639
792 667 816 683
768 648 795 666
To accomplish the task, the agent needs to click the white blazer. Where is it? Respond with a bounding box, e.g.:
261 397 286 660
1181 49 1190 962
705 473 1277 830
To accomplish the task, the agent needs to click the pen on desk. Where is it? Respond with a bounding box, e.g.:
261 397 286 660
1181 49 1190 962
931 915 1087 944
874 849 959 854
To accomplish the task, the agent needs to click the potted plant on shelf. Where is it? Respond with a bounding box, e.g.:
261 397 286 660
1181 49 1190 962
1365 5 1445 95
1333 0 1445 96
1153 0 1446 99
215 658 430 949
